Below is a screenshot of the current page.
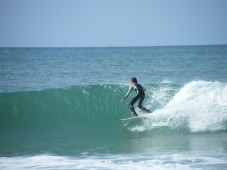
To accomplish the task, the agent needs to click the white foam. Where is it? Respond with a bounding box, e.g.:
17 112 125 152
1 152 226 170
136 81 227 132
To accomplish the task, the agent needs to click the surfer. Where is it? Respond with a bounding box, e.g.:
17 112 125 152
121 77 151 117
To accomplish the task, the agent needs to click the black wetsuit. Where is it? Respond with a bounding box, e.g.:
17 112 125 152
123 83 151 117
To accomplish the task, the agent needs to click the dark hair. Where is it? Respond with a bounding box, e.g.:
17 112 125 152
130 77 137 83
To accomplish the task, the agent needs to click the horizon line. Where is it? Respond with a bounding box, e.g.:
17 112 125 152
0 44 227 48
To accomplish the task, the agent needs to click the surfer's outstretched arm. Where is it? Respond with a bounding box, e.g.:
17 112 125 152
121 85 132 102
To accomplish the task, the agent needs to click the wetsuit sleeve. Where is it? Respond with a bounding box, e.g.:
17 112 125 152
123 85 132 100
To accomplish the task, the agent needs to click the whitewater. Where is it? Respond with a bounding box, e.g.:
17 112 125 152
0 46 227 169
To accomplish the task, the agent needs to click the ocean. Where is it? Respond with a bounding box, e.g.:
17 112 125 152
0 45 227 169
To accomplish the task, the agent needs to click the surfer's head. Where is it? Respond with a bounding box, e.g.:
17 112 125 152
130 77 137 84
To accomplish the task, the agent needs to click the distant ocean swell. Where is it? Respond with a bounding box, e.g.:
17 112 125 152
1 80 227 136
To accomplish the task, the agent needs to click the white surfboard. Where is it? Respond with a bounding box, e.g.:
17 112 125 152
118 115 147 121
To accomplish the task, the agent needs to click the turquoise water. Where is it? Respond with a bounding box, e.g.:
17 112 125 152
0 46 227 169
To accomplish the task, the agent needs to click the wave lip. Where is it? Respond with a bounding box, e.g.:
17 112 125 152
137 81 227 133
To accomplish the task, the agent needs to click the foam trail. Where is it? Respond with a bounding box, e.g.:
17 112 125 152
139 81 227 132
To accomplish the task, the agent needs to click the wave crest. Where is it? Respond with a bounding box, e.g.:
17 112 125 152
132 81 227 132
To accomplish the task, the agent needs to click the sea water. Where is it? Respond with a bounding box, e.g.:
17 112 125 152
0 46 227 169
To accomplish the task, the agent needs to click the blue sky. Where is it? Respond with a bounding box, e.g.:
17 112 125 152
0 0 227 47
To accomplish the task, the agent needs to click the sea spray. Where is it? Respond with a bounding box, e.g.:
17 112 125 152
134 81 227 133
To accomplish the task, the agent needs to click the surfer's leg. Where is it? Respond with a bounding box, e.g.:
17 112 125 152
129 95 140 117
138 94 151 113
